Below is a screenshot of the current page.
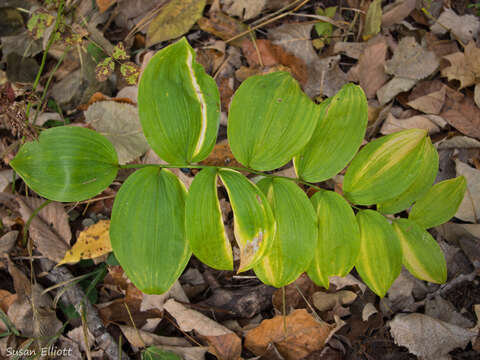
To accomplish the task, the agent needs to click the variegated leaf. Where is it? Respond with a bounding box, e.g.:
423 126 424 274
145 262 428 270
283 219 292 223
307 190 360 289
294 84 368 182
138 38 220 164
344 129 427 205
254 178 317 287
377 137 438 214
355 210 402 297
392 219 446 283
186 168 233 270
218 169 275 272
228 71 318 171
409 177 467 229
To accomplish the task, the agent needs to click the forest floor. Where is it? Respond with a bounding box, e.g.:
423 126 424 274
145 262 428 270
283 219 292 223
0 0 480 359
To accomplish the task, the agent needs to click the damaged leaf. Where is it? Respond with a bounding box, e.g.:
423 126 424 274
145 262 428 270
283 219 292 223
58 220 112 266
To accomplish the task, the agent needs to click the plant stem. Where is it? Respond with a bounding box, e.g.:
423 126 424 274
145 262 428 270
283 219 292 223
118 163 324 191
25 0 66 122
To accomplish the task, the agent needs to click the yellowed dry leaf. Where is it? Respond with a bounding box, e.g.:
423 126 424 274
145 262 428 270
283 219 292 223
58 220 112 266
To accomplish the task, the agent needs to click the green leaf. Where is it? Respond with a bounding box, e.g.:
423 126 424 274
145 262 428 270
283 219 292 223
378 137 439 214
110 167 190 294
218 169 275 272
315 6 336 39
186 168 233 270
392 219 446 283
142 347 182 360
138 38 220 164
355 210 402 297
146 0 207 47
253 178 317 287
307 190 360 289
408 177 467 229
343 129 427 205
294 84 368 182
228 71 318 171
11 126 118 202
363 0 382 41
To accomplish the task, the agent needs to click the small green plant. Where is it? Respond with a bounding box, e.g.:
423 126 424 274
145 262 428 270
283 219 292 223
11 38 466 297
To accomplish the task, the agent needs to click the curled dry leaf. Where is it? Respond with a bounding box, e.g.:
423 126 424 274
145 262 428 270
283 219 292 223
0 231 18 254
389 313 477 359
57 220 112 266
244 309 336 360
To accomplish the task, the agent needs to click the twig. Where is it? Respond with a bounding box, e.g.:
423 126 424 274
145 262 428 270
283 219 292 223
38 259 131 360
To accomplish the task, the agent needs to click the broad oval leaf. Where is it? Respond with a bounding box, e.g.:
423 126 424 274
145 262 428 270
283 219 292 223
218 169 275 272
254 178 317 287
11 126 118 202
228 71 318 171
355 210 402 297
343 129 427 205
186 168 233 270
110 167 191 294
409 177 467 229
138 38 220 164
294 84 368 182
378 137 439 214
392 219 446 283
307 190 360 289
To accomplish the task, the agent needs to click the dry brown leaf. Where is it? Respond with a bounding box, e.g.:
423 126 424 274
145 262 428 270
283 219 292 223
333 42 366 60
223 0 266 20
442 52 476 89
425 295 474 328
67 326 95 353
241 39 308 85
407 83 446 115
385 37 439 80
312 290 357 312
475 84 480 108
96 0 116 13
200 141 244 168
431 8 480 44
197 11 248 46
381 0 416 27
119 325 190 347
441 87 480 139
389 313 477 359
307 56 349 98
146 0 206 46
17 197 70 263
380 113 440 135
455 160 480 223
377 77 417 105
57 220 112 266
0 230 18 254
164 299 242 359
352 35 388 99
244 309 333 359
0 289 16 313
269 23 317 66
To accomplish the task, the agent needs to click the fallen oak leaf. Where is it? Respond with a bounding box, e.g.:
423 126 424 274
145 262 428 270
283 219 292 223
441 87 480 139
57 220 111 266
244 309 336 360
